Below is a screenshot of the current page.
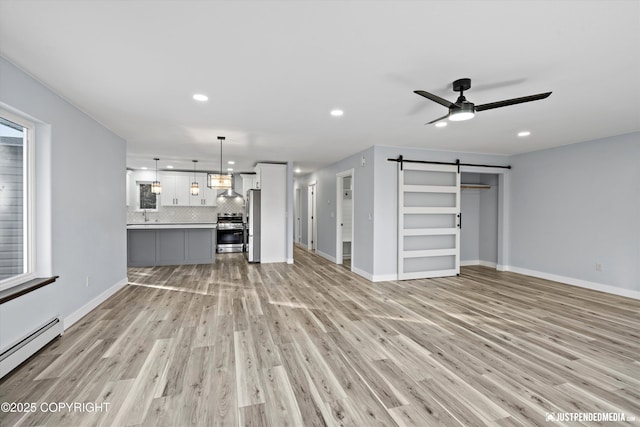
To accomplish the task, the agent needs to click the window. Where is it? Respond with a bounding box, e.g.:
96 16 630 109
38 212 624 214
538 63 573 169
0 111 34 287
139 183 157 210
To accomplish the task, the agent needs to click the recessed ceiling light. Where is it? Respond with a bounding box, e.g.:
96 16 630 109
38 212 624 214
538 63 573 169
435 122 447 128
193 94 208 102
518 131 531 137
227 168 234 172
166 165 174 169
295 168 301 173
330 109 344 117
227 160 235 165
140 167 148 170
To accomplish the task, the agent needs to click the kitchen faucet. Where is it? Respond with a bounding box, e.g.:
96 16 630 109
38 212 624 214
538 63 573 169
142 209 149 222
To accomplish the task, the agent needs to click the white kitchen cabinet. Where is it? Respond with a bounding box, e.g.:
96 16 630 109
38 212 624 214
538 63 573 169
240 173 257 199
160 173 191 206
126 170 132 206
189 173 217 206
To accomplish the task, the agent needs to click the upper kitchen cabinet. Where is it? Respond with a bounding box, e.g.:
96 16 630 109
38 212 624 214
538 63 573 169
160 173 191 206
189 173 217 207
241 173 257 199
126 171 132 206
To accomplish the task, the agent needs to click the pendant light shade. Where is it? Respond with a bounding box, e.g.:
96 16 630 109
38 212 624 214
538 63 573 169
151 157 162 194
207 136 232 190
190 160 200 196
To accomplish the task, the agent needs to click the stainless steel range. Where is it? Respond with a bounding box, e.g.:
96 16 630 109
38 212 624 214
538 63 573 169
216 213 245 253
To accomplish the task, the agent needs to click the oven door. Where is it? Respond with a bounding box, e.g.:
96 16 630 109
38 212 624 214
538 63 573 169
216 227 245 253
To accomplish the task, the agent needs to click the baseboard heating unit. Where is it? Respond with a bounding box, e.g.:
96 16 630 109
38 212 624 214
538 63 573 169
0 317 63 379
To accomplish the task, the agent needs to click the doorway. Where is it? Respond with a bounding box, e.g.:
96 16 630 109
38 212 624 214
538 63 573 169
307 182 317 251
460 172 500 268
295 187 301 244
336 169 354 269
458 166 509 271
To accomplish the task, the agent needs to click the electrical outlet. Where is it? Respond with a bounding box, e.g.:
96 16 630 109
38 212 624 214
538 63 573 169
595 263 603 272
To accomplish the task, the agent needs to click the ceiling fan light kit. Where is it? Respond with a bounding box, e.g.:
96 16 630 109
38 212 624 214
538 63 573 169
415 78 551 125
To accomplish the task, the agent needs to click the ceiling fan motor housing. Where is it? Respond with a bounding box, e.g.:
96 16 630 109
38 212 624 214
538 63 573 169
452 78 471 92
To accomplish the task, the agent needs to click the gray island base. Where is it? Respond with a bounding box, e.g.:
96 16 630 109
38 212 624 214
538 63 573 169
127 224 216 267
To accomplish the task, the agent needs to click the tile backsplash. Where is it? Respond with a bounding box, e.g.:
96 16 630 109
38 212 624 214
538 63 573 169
127 197 245 224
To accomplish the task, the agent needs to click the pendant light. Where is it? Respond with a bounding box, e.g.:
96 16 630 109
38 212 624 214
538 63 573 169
190 160 200 196
207 136 232 190
151 157 162 194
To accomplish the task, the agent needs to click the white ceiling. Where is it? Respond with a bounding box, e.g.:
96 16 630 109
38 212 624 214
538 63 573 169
1 1 639 174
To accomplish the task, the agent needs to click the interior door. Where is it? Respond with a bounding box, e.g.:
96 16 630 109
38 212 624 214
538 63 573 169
398 162 460 280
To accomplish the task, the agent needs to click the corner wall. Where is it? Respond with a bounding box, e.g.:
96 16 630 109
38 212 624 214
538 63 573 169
294 146 375 275
0 57 127 350
507 132 640 295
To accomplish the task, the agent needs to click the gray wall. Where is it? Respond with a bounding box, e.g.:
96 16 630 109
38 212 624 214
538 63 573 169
294 146 375 274
0 57 127 349
479 174 499 264
296 134 639 296
508 132 640 292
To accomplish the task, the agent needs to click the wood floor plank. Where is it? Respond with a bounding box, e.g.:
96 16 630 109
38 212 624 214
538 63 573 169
1 249 638 427
261 365 305 427
234 329 266 407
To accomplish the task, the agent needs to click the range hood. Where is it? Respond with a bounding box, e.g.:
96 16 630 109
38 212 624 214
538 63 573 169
217 188 244 200
216 175 244 200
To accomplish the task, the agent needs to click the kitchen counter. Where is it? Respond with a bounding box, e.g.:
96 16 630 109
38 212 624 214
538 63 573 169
127 222 217 229
127 224 216 267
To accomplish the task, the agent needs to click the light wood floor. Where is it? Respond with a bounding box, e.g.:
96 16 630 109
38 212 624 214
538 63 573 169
1 247 639 426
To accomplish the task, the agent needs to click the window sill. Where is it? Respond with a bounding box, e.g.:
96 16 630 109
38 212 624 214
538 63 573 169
0 276 59 305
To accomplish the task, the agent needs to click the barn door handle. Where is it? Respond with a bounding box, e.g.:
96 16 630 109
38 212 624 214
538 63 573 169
457 213 462 229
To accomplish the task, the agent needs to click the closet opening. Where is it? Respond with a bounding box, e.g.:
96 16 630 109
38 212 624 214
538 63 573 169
460 172 500 269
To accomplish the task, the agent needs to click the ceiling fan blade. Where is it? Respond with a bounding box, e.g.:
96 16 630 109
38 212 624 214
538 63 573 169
414 90 455 108
426 114 450 125
475 92 552 112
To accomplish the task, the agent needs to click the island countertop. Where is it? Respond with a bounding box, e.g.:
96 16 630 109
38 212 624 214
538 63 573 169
126 223 217 230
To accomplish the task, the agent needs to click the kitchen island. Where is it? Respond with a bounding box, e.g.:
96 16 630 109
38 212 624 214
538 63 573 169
127 223 216 267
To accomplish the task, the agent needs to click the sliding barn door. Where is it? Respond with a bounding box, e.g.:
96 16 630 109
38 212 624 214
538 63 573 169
398 163 460 280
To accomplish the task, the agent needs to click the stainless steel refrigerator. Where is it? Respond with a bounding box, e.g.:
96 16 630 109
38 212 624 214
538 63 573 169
245 189 261 263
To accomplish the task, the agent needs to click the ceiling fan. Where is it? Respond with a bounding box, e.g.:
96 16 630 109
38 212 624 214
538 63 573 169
414 78 551 124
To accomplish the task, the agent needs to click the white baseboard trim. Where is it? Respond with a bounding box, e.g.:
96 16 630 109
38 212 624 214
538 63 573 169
260 257 287 264
286 258 294 265
372 274 398 282
351 266 397 282
63 277 128 330
461 260 497 268
352 266 372 281
316 250 336 263
505 266 640 300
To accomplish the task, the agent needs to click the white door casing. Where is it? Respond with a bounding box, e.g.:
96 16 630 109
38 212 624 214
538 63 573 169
335 169 354 267
307 182 317 251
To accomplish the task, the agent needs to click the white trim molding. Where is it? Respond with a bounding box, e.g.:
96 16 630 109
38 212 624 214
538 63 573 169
461 260 498 268
505 266 640 300
316 250 336 263
63 277 128 329
352 266 398 283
